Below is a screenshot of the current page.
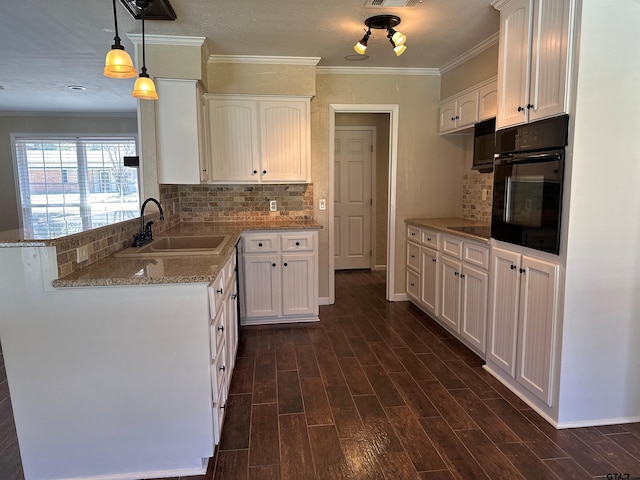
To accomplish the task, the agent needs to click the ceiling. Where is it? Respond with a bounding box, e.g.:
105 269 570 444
0 0 499 114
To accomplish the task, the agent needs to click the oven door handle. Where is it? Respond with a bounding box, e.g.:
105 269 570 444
496 151 562 164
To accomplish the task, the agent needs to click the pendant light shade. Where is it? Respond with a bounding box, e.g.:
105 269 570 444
104 48 136 78
104 0 137 78
132 1 158 101
132 74 158 100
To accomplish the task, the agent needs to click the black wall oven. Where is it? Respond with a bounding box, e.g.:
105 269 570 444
491 115 569 254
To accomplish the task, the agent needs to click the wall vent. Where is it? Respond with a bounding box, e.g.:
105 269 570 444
364 0 422 8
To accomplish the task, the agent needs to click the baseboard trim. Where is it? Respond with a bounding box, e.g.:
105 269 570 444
319 296 331 306
556 415 640 429
372 265 387 271
64 465 206 480
392 293 410 302
241 316 319 326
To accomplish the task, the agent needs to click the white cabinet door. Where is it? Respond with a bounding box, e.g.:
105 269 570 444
528 0 571 122
420 247 438 315
439 255 462 333
496 0 532 129
517 255 558 405
242 253 281 319
478 81 498 121
487 247 521 377
439 99 458 133
260 100 309 182
225 279 238 374
208 98 259 182
156 79 207 184
456 91 480 129
460 264 489 354
281 253 315 316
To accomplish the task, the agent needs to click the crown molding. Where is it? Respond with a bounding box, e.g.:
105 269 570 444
208 55 321 66
127 34 206 46
439 32 499 74
317 66 439 76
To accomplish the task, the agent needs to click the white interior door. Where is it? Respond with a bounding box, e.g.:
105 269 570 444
334 128 372 270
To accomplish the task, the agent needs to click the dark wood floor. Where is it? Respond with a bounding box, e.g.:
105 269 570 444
2 269 640 479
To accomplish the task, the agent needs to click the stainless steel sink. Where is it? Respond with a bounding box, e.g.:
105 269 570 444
114 235 230 258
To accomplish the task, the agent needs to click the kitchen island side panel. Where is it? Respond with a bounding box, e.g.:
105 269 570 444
0 247 213 480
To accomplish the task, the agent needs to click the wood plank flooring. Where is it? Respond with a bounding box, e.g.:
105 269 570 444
1 269 639 479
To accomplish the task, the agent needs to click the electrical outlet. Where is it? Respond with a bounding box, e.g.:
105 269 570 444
482 189 489 201
269 200 277 212
319 199 326 210
76 245 89 263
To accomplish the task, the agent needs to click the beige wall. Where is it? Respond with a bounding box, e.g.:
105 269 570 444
335 113 390 268
0 114 137 232
313 73 466 298
440 44 499 99
206 63 316 96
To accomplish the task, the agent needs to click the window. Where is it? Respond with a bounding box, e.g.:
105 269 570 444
13 136 140 239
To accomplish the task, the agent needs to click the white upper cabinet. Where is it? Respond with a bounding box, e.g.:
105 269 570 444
439 78 497 134
155 79 209 184
207 95 311 184
493 0 573 129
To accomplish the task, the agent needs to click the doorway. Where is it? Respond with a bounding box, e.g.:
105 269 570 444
328 104 399 304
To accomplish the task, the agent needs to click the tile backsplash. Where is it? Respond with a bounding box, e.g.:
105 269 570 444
461 171 493 223
54 183 312 278
179 184 313 222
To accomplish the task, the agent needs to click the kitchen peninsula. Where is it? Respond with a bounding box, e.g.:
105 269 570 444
0 216 320 480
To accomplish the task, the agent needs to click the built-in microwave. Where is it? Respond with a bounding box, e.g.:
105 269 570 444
473 117 496 172
491 115 569 254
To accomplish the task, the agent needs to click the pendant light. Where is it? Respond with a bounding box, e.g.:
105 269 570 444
132 0 158 100
104 0 137 78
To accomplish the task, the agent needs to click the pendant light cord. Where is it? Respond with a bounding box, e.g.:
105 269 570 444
140 7 148 76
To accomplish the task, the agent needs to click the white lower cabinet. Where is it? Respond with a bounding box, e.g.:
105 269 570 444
240 230 319 324
437 235 489 356
487 246 560 406
208 248 239 447
406 225 489 357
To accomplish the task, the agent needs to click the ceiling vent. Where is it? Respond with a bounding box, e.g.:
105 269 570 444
364 0 422 8
119 0 177 20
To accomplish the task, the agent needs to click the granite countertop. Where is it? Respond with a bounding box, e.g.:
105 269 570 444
50 220 322 288
405 217 490 242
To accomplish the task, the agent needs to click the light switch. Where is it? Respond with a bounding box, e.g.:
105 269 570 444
319 199 326 210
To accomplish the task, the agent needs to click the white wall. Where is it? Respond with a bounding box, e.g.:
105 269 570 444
558 0 640 425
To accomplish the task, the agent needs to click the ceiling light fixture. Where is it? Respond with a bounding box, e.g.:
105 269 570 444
354 15 408 57
132 0 158 100
104 0 137 78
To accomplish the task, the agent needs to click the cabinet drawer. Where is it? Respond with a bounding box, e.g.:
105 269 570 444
244 234 279 253
208 271 226 319
463 242 490 270
407 241 420 272
281 233 314 252
407 225 421 242
420 229 439 250
209 303 226 361
407 269 420 300
211 342 227 400
441 235 463 259
224 252 236 283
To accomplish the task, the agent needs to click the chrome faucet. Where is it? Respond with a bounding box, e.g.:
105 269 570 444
132 197 165 247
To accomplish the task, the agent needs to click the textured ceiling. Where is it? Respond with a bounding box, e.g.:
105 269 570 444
0 0 499 114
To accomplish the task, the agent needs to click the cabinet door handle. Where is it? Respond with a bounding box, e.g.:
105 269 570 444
427 237 431 242
517 106 524 112
451 116 455 121
519 268 526 274
454 271 459 276
231 293 237 300
262 170 267 175
410 254 415 259
283 262 288 267
216 288 223 294
410 282 415 287
217 325 224 332
510 264 517 270
411 232 416 237
527 104 534 109
460 274 465 279
295 241 300 246
252 170 258 175
258 242 263 247
272 263 276 267
219 365 226 372
432 258 436 263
